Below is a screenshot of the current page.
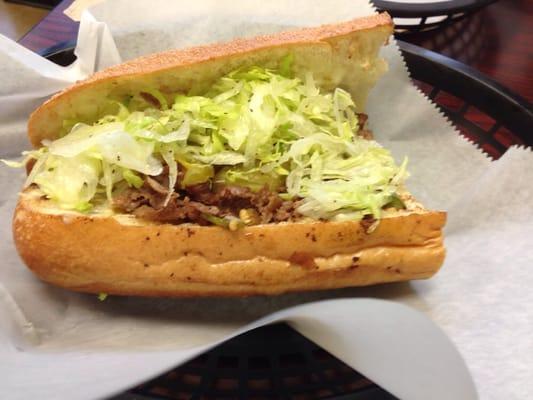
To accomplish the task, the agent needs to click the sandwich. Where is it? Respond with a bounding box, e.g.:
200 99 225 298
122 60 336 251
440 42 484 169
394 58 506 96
7 13 446 297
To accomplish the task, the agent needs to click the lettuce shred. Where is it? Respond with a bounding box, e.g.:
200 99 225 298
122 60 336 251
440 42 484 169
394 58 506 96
4 56 408 220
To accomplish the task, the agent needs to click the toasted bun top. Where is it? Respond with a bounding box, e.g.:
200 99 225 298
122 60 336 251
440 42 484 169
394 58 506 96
28 13 393 147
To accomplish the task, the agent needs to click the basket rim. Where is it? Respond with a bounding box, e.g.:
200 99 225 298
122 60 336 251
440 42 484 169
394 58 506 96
374 0 497 18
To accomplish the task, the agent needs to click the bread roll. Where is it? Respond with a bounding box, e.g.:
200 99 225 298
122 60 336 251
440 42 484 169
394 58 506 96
13 13 447 297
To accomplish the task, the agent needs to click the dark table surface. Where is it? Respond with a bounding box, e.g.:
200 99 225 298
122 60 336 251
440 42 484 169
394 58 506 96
18 0 533 103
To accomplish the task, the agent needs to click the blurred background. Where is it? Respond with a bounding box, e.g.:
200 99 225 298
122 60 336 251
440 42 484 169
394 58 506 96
0 1 49 40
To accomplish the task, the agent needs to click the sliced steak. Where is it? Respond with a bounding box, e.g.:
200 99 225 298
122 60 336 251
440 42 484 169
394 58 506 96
113 171 301 225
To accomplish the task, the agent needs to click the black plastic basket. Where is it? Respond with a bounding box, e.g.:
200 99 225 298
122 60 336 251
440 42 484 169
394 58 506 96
114 323 398 400
400 40 532 158
373 0 497 33
42 42 532 400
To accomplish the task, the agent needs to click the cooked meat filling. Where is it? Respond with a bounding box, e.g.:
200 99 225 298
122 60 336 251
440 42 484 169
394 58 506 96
112 168 301 225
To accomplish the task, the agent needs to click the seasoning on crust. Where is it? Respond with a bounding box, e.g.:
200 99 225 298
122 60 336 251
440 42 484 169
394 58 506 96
7 13 447 297
14 188 445 297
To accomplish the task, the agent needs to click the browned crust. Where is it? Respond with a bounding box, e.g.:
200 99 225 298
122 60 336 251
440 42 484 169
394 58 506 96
78 13 391 80
13 191 446 297
27 13 393 147
16 13 446 297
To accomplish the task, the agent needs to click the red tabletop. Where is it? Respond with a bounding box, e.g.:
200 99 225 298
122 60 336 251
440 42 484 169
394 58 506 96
405 0 532 102
18 0 79 55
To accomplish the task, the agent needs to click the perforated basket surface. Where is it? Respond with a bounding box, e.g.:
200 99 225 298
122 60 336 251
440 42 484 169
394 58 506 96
43 42 532 400
114 324 396 400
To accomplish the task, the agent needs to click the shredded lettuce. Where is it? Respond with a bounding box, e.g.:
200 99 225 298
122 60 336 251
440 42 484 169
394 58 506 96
201 213 229 228
122 169 143 188
33 153 101 210
215 167 283 192
7 55 408 220
1 159 25 168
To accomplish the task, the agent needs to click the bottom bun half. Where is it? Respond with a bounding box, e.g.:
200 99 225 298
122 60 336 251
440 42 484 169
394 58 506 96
13 189 446 297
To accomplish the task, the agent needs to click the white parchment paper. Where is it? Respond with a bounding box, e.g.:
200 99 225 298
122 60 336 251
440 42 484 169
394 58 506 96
1 1 532 399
